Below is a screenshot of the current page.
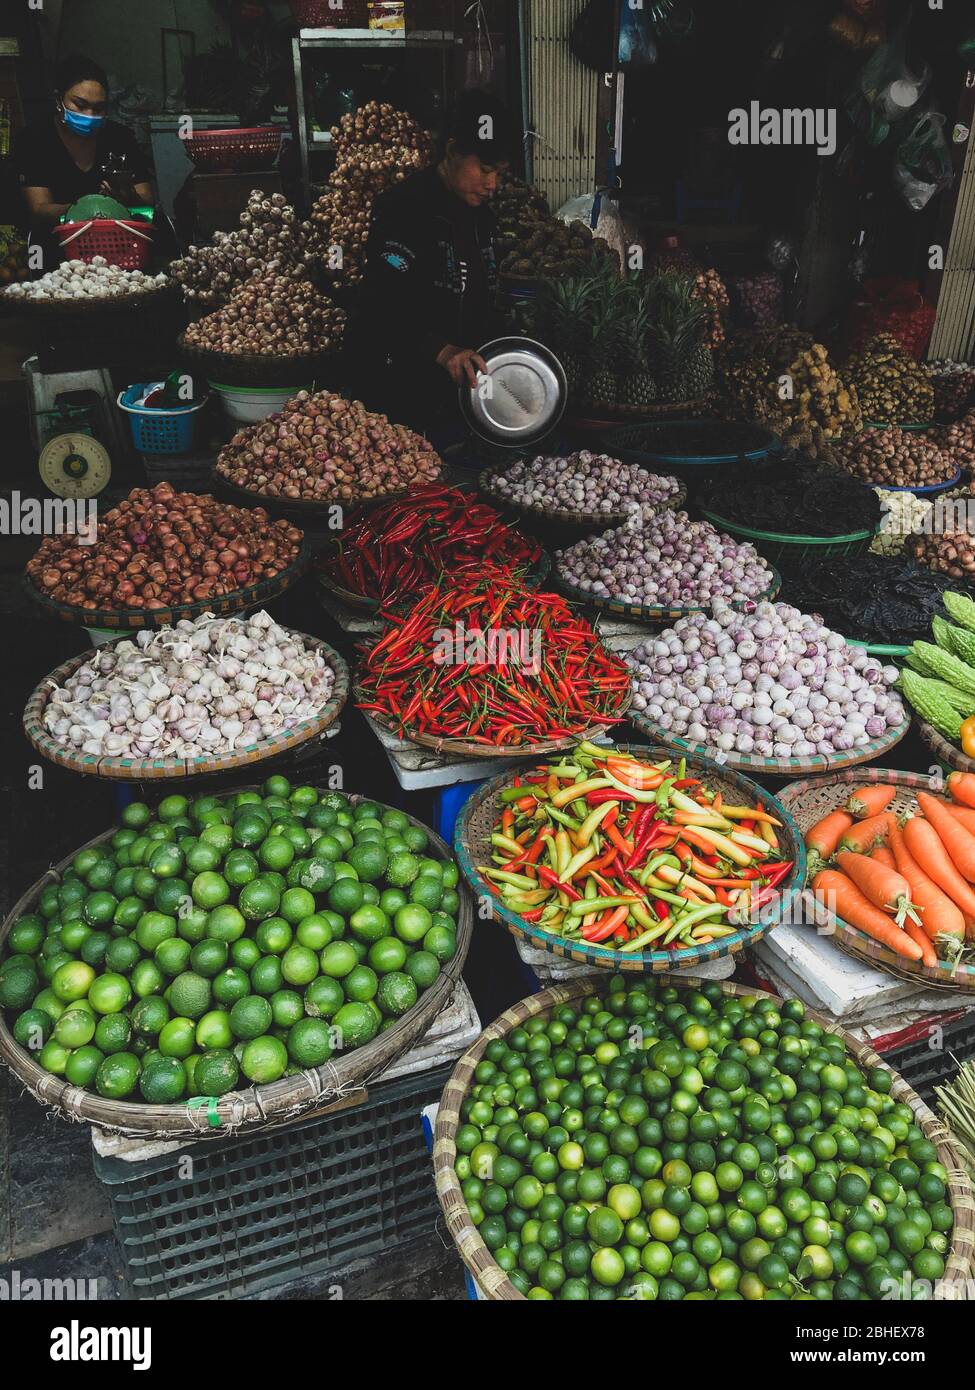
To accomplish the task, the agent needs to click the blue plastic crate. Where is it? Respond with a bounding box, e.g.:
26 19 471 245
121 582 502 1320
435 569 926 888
117 383 207 455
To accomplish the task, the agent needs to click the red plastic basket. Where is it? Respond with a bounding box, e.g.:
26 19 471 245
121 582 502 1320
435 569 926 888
182 126 284 173
289 0 369 27
55 219 153 271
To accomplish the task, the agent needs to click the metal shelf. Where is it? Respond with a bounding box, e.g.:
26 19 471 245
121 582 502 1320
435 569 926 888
298 29 456 46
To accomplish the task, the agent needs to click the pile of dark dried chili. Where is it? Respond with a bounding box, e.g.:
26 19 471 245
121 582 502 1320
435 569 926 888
356 573 631 746
703 458 882 537
783 555 975 645
319 484 543 605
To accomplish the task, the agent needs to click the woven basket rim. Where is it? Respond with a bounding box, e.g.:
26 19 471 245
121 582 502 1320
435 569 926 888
2 282 177 316
918 721 975 774
777 765 975 991
628 709 912 778
551 560 782 624
433 974 975 1300
23 539 313 631
212 474 423 516
699 507 876 546
453 742 805 971
478 471 687 530
22 628 350 782
177 334 343 371
0 790 471 1139
600 418 779 465
565 396 714 427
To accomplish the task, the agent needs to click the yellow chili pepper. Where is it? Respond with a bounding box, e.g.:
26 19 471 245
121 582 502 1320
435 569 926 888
962 716 975 759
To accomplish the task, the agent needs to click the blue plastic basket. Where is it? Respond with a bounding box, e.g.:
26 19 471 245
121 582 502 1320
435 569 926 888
117 382 208 455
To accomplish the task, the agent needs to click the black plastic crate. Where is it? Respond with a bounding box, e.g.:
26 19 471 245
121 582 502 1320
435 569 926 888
880 1010 975 1109
93 1062 452 1300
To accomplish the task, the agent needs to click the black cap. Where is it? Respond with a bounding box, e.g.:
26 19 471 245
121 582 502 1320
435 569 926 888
446 89 512 165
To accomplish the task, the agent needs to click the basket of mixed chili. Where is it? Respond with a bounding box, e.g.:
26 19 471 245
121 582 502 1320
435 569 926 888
317 484 548 612
355 573 632 756
454 741 804 971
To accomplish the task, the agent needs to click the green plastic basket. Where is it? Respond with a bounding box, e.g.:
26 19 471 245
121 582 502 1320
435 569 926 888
698 509 876 571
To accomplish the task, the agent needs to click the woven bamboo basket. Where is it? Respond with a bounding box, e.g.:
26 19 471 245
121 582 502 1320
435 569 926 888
3 283 177 317
628 708 911 780
454 743 805 973
918 721 975 775
24 540 314 632
551 562 782 627
23 630 349 782
0 794 471 1139
177 336 345 390
566 396 714 428
778 766 975 992
477 474 687 534
433 974 975 1300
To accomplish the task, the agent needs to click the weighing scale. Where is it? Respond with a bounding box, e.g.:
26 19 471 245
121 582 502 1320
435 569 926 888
38 429 112 499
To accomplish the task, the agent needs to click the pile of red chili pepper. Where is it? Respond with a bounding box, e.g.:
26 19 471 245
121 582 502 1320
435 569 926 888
319 484 543 606
479 742 795 951
356 575 631 746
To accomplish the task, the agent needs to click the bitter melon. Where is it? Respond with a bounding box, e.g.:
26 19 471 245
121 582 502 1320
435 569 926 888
932 615 956 652
897 675 975 716
943 620 975 670
943 590 975 635
911 641 975 696
899 671 963 740
903 648 937 677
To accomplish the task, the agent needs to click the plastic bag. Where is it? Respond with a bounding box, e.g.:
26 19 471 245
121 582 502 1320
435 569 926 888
845 21 930 146
556 193 628 270
844 277 935 358
893 110 954 211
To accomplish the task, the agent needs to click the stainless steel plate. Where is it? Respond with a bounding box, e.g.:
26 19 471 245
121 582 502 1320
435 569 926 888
461 336 566 446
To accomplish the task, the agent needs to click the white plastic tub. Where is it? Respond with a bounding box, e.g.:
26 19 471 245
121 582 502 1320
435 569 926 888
209 381 308 424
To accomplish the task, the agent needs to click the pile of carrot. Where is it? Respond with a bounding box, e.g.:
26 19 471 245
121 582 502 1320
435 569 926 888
806 771 975 967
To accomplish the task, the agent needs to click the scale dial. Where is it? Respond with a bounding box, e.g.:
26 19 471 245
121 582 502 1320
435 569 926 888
38 433 112 498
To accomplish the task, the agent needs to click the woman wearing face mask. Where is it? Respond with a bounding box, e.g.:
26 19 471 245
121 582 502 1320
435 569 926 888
14 54 154 236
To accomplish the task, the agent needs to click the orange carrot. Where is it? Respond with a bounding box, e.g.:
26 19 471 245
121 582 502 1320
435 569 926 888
946 804 975 836
805 809 853 863
811 869 922 961
871 845 896 868
903 919 938 967
889 823 965 956
916 791 975 883
844 784 896 819
834 850 919 926
837 812 896 854
947 771 975 809
903 816 975 918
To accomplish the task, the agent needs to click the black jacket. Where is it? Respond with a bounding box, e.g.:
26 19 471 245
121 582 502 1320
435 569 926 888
347 164 506 431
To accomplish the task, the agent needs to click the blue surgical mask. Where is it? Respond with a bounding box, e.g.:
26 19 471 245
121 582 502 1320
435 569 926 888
61 104 105 136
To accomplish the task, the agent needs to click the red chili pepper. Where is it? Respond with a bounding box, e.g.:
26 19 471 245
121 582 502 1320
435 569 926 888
536 865 583 901
762 860 794 889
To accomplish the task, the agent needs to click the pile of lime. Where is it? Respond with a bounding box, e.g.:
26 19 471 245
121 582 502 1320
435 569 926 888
0 777 461 1104
453 977 954 1301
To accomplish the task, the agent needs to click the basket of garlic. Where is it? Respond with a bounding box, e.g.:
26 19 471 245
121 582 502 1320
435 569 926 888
1 258 173 311
869 487 934 557
22 611 349 780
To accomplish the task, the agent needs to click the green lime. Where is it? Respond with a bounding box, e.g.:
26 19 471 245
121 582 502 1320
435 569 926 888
32 988 65 1022
50 960 94 1003
200 823 234 855
287 1016 333 1066
386 850 420 888
368 937 408 974
158 794 189 822
349 904 390 944
148 844 184 880
333 1001 379 1049
212 967 251 1006
95 1051 141 1099
320 941 357 979
196 1009 234 1050
230 938 261 971
238 879 281 922
278 887 315 926
241 1035 288 1084
64 1044 105 1089
83 971 129 1014
139 1056 187 1103
190 939 229 978
312 834 344 864
121 802 152 830
103 937 141 976
304 976 345 1018
344 964 378 1003
405 951 440 989
281 944 319 986
191 872 230 910
94 1012 132 1054
155 937 192 978
165 972 212 1019
230 995 274 1040
394 904 431 943
135 911 177 953
194 1049 240 1095
270 989 305 1027
409 877 442 913
8 917 45 956
12 1008 51 1051
259 836 295 873
249 955 283 995
0 957 39 1010
423 925 456 963
131 996 170 1038
328 879 364 916
158 1016 196 1058
38 1039 71 1074
206 904 246 943
54 1008 97 1049
130 958 164 1000
295 914 332 951
346 843 388 883
82 891 117 926
377 971 417 1018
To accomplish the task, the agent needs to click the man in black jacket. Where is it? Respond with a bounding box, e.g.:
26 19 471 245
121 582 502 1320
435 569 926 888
348 91 512 436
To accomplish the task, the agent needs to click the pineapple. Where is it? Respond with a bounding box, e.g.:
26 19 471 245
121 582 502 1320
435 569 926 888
644 276 713 403
586 368 619 407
